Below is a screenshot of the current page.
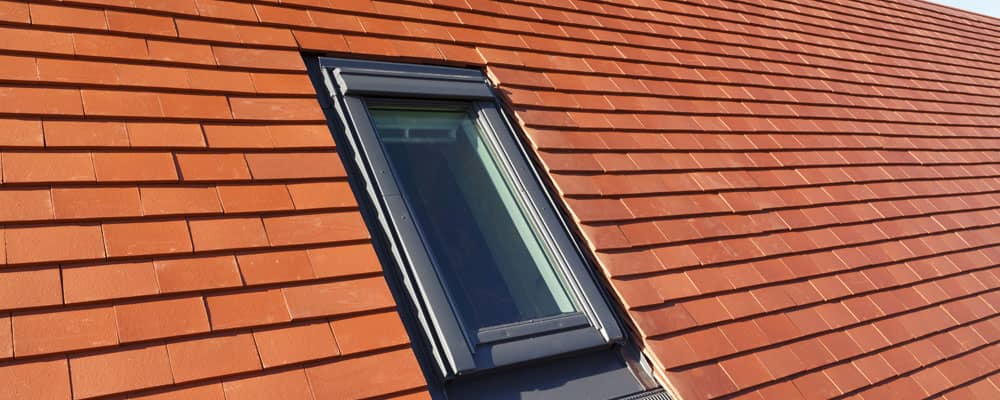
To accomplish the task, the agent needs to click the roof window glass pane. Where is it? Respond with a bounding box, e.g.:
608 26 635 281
369 104 576 331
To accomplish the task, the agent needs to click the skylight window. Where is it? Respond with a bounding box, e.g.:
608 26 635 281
310 57 658 399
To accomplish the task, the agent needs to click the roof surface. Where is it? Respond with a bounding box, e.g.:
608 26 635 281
0 0 998 399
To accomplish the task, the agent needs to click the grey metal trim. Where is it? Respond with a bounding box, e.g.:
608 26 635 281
322 56 493 99
319 56 626 379
475 313 590 344
612 389 671 400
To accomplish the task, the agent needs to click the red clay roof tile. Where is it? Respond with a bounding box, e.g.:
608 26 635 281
330 311 410 355
139 185 221 216
236 249 314 285
222 369 315 400
62 261 158 303
188 217 269 251
205 289 291 330
0 358 72 399
102 220 192 257
130 383 225 400
51 186 141 219
153 255 242 293
12 306 118 357
251 322 340 368
0 267 62 309
305 349 425 399
69 344 173 399
282 277 395 319
0 314 8 360
5 224 104 265
115 296 210 343
166 333 261 383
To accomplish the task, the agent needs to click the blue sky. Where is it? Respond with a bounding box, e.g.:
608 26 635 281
929 0 1000 18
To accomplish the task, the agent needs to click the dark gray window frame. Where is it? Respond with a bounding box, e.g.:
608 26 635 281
317 57 624 379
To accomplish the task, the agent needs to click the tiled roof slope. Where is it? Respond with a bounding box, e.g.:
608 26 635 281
0 0 996 399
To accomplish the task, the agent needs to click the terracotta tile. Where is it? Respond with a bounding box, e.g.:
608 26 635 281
203 124 272 148
757 346 807 378
911 367 954 396
206 289 290 330
93 152 178 182
0 358 71 399
0 1 30 23
103 220 192 257
846 324 891 352
115 296 210 342
263 212 369 246
283 277 395 319
252 321 340 368
244 152 345 179
306 243 382 278
793 371 842 400
167 333 261 382
0 26 75 55
2 152 94 183
7 87 85 117
789 338 836 369
116 64 189 89
306 349 425 399
720 353 774 389
12 306 117 356
818 331 865 361
29 4 107 30
786 307 832 335
127 122 205 148
824 362 870 393
42 121 128 148
195 0 257 21
757 381 807 400
52 186 141 219
217 184 293 213
683 327 736 361
0 314 9 359
0 119 43 147
213 47 305 71
229 98 323 120
130 383 226 400
148 40 217 66
756 313 804 343
721 320 771 352
681 297 732 325
853 354 897 384
0 267 62 309
70 344 173 398
160 93 232 119
62 261 158 303
5 224 105 264
236 249 314 285
0 188 52 222
250 74 316 95
330 311 410 355
268 124 335 148
106 10 177 36
223 369 315 400
140 185 221 215
667 364 739 400
36 58 118 85
287 181 357 209
175 152 251 181
188 217 267 251
154 255 243 293
81 89 161 117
